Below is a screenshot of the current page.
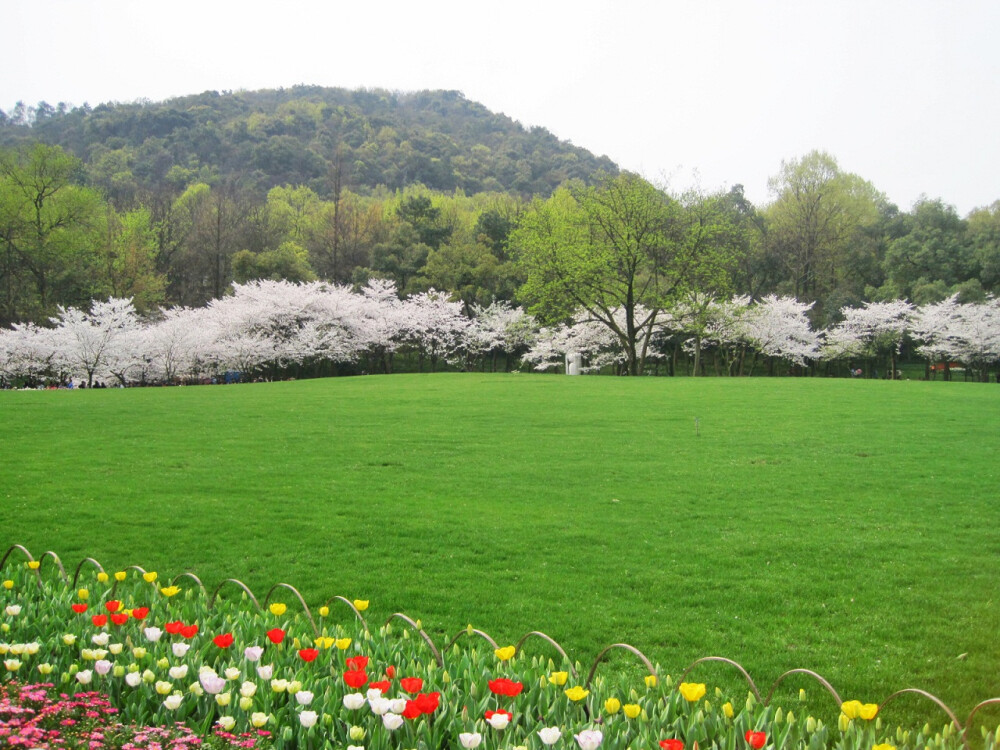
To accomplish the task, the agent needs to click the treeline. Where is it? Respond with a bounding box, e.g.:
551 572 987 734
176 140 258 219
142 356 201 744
1 88 998 350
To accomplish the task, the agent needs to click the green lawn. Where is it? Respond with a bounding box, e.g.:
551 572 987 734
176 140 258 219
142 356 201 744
2 374 998 726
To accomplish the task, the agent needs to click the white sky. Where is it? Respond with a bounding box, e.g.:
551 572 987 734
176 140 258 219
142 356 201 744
5 0 999 215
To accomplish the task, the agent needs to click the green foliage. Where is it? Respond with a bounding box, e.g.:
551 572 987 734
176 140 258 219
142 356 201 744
0 143 106 324
232 242 317 284
96 206 166 311
764 151 883 322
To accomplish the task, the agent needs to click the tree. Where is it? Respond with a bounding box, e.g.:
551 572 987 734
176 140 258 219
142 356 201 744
764 151 882 320
823 300 913 378
48 297 141 387
967 201 1000 294
417 240 505 314
513 173 736 375
395 194 452 250
97 206 166 312
879 198 972 303
231 242 317 284
0 144 105 324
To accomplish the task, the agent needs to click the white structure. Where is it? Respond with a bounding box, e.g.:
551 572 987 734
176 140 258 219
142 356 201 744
565 352 583 375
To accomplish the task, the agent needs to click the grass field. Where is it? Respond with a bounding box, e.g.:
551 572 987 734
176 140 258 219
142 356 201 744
2 374 998 727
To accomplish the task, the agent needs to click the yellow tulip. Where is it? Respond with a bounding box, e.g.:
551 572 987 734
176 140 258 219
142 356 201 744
549 671 568 686
114 571 127 582
27 561 40 570
160 586 181 597
605 697 622 714
623 703 642 719
679 682 706 702
335 637 352 650
353 599 369 611
143 571 157 583
315 636 335 649
873 744 896 750
97 572 109 583
564 685 590 702
77 588 89 600
859 703 878 720
318 606 330 617
495 645 516 661
841 700 863 720
723 701 734 719
839 713 852 732
2 580 12 590
645 674 658 688
269 602 287 616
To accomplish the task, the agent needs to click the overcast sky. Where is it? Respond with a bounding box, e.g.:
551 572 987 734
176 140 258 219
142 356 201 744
5 0 998 215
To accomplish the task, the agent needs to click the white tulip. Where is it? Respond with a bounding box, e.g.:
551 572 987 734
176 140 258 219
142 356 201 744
460 732 483 749
383 712 404 731
575 730 603 750
538 727 563 745
343 692 366 710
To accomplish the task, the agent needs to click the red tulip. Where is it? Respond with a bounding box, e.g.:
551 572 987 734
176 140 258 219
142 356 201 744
91 614 108 627
488 678 524 697
299 648 319 662
180 624 198 639
400 677 423 693
71 603 87 614
746 731 767 749
661 741 684 750
403 700 422 719
343 669 368 688
131 607 149 620
413 691 440 714
104 600 121 613
369 679 391 693
266 628 285 644
213 633 234 648
165 620 184 635
110 613 129 626
345 655 369 671
385 665 396 679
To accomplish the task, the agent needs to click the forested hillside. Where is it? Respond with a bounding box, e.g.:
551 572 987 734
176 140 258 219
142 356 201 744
0 86 617 200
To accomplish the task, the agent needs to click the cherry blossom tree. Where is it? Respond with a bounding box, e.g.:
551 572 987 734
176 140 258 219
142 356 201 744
353 279 411 373
0 322 55 384
48 297 142 387
403 290 469 371
737 295 820 372
910 295 962 380
823 300 914 378
522 311 628 373
464 301 537 372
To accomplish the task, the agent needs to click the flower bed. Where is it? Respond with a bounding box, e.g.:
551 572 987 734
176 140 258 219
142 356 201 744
2 549 998 750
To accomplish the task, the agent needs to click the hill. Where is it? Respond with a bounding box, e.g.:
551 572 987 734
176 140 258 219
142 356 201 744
0 86 619 200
